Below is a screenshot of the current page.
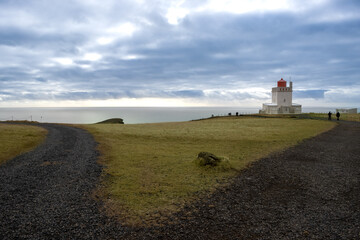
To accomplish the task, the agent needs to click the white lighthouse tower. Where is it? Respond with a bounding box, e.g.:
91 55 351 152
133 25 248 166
260 78 302 114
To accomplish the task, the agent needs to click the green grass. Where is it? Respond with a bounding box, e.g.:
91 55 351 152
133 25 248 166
0 124 47 165
307 113 360 122
83 117 335 225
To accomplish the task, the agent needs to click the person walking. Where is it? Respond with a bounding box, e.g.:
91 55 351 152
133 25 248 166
328 111 332 120
336 111 340 121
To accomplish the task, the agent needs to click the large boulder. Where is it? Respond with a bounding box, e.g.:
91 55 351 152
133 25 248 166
196 152 222 166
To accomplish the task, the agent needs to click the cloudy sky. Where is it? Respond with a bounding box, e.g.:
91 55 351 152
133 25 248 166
0 0 359 107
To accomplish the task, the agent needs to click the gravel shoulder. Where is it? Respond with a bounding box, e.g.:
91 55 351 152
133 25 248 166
0 121 359 239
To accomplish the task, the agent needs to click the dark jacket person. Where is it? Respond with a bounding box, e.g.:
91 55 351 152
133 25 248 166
328 111 332 120
336 112 340 121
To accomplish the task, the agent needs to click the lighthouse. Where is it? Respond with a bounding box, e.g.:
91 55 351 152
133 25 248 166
260 78 302 114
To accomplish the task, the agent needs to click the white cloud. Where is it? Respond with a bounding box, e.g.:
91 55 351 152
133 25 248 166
168 0 331 17
201 0 291 14
96 37 115 45
107 22 137 37
52 57 73 66
94 22 137 46
79 64 92 69
122 55 144 60
166 7 189 25
163 0 316 26
83 53 102 61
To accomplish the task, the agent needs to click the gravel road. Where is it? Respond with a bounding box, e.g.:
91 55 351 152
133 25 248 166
0 121 359 239
0 124 111 239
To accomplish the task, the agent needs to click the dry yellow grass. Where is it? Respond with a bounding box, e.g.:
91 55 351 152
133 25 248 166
0 124 47 165
83 117 335 225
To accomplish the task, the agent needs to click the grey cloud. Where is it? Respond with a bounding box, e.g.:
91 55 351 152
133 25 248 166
164 90 205 98
204 91 258 101
0 0 359 106
0 89 206 101
35 77 47 82
294 90 327 99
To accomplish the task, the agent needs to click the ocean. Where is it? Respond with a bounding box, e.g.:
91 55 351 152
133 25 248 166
0 107 344 124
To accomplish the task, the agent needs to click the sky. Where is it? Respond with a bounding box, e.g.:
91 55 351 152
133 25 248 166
0 0 359 108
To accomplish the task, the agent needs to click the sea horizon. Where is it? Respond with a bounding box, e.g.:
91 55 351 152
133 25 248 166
0 106 358 124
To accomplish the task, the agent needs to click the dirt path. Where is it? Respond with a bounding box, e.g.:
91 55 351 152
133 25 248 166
0 121 359 239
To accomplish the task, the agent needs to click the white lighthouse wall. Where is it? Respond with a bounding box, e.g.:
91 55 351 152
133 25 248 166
271 88 277 103
276 91 292 107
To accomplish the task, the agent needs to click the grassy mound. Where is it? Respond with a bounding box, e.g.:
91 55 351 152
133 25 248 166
97 118 124 124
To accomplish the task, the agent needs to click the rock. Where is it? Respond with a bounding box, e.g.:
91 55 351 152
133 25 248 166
197 152 222 166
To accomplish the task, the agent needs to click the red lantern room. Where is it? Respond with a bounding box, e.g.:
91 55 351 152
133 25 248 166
277 78 286 87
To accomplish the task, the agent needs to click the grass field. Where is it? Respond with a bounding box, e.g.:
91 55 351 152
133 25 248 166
0 124 47 165
307 113 360 122
84 116 336 225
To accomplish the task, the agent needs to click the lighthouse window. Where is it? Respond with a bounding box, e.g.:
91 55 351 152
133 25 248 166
284 98 286 102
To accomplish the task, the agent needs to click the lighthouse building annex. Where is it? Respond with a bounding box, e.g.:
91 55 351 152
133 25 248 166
260 78 302 114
